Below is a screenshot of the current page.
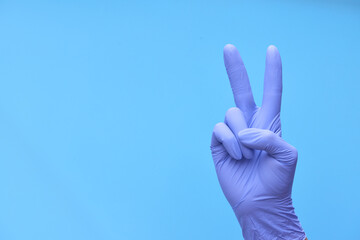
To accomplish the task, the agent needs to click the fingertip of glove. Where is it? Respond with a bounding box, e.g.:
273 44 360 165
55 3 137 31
267 44 278 52
237 128 252 139
224 43 236 52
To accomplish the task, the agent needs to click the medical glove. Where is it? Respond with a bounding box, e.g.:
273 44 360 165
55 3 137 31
210 44 306 240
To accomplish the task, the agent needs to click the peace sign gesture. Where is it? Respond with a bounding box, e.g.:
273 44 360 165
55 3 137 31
210 44 306 240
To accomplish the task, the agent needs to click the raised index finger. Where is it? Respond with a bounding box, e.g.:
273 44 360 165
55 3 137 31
224 44 256 115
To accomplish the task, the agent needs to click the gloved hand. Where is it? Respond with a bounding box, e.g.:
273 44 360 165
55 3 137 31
211 44 306 240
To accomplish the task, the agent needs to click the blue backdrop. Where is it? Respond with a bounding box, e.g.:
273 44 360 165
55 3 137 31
0 1 359 239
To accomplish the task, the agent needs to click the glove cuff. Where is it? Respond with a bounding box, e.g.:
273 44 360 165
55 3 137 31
234 197 306 240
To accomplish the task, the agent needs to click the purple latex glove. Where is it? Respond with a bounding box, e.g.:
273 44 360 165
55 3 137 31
211 44 306 240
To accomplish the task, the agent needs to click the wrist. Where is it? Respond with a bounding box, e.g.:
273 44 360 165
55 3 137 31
234 197 305 240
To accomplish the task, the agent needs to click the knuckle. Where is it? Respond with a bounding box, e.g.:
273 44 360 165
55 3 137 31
213 122 225 131
225 107 239 115
288 146 298 160
225 107 241 120
222 134 234 143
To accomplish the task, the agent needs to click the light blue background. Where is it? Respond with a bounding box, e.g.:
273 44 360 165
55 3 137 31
0 1 359 239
